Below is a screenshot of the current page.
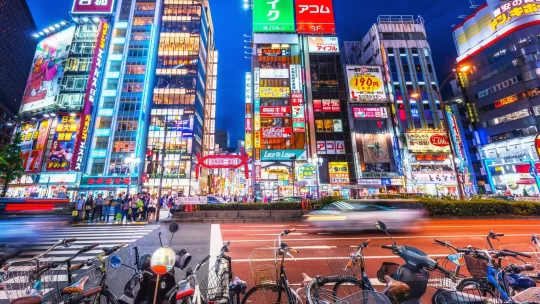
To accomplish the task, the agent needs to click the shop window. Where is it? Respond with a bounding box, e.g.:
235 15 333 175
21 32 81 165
133 17 153 25
95 137 109 149
114 141 136 152
117 120 138 131
98 117 113 128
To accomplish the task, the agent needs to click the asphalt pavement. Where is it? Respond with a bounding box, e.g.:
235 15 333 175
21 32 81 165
1 217 540 303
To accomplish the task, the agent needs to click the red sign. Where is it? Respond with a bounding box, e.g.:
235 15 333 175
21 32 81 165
415 154 448 161
262 127 292 138
314 99 340 112
195 154 249 180
291 93 303 106
82 176 131 185
260 106 291 117
245 118 252 132
72 0 115 14
295 0 336 34
430 134 450 147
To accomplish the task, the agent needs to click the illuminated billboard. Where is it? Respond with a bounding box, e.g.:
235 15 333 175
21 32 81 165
253 0 295 33
20 27 76 113
307 36 339 53
295 0 335 34
329 162 349 184
47 115 80 171
19 119 51 173
72 0 116 14
345 65 386 103
405 131 450 154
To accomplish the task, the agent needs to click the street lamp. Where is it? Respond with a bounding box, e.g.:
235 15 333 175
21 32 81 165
124 153 141 197
308 156 323 199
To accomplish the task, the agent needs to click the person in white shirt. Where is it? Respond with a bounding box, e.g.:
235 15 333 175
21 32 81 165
148 194 158 223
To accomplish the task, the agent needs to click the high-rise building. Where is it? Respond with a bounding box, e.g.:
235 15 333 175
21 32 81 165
0 0 37 114
9 0 114 198
344 15 471 196
452 0 540 195
215 129 230 151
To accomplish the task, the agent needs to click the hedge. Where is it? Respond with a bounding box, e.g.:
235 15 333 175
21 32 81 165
195 197 540 217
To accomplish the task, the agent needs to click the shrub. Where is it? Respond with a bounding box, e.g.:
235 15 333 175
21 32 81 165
200 202 302 211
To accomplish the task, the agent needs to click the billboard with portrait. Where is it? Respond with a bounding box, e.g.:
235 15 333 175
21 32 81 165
46 115 80 171
20 27 76 113
19 119 51 173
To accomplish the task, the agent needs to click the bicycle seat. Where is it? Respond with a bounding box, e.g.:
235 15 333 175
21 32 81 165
433 288 490 304
301 273 313 287
61 276 89 294
11 295 42 304
175 288 195 300
383 275 410 300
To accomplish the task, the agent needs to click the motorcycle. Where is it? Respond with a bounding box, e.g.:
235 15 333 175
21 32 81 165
375 220 455 304
112 223 192 304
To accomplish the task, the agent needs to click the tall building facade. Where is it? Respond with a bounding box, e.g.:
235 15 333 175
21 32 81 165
9 0 115 198
452 0 540 195
0 0 37 114
344 16 470 196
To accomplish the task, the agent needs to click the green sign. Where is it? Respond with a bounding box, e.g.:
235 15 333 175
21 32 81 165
253 0 295 33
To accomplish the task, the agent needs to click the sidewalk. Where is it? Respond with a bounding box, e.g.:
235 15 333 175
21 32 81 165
72 210 170 226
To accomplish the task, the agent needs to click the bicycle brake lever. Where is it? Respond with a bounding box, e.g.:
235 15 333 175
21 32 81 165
286 252 295 261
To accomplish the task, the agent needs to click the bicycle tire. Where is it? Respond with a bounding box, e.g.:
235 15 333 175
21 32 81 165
456 278 503 299
332 276 364 299
241 286 291 304
90 288 118 304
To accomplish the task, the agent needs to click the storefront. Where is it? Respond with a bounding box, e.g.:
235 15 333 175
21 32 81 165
481 136 540 195
8 173 78 199
78 176 138 198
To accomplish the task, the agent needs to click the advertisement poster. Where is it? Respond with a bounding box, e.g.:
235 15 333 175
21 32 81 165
353 107 388 119
295 0 335 34
405 132 450 153
329 162 349 184
72 0 116 14
21 27 76 113
261 127 292 138
47 115 79 171
307 37 339 53
345 65 386 103
253 0 295 33
19 119 51 173
260 87 290 98
362 134 390 163
297 164 316 180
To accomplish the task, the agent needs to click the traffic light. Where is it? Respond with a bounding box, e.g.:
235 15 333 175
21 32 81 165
146 150 154 161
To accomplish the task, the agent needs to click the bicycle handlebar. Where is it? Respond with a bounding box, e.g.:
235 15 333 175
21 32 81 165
195 255 211 272
64 238 77 244
381 245 394 250
102 243 125 256
78 243 99 255
502 249 531 259
289 248 299 253
0 250 22 266
435 264 456 281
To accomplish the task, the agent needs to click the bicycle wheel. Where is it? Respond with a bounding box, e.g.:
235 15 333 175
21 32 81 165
87 289 118 304
333 276 363 299
456 279 502 300
241 286 291 304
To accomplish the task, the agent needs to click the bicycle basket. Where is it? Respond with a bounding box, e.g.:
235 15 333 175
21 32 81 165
463 254 488 279
248 247 278 287
325 246 361 277
500 244 540 276
341 290 392 304
3 259 61 301
199 257 230 303
427 259 464 289
433 288 502 304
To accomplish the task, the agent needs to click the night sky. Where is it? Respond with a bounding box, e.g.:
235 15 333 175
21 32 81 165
26 0 476 147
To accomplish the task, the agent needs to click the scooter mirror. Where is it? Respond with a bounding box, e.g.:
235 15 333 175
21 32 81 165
168 222 179 233
150 247 176 275
375 221 387 232
110 255 122 269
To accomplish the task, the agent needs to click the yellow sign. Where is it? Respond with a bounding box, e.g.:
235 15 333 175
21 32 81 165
245 133 252 150
260 87 290 98
254 114 260 131
349 75 382 93
254 131 261 148
268 169 289 175
329 162 349 184
494 94 518 108
491 3 540 30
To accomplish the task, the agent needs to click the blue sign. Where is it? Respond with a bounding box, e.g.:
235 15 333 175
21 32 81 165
260 150 307 161
381 178 391 186
530 166 537 177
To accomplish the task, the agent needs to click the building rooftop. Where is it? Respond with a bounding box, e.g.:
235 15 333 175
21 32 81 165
377 15 424 24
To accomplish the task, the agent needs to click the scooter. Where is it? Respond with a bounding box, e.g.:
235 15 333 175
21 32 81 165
375 220 454 304
113 223 192 304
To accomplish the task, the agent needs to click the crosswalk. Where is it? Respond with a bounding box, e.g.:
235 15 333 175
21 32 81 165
0 224 160 302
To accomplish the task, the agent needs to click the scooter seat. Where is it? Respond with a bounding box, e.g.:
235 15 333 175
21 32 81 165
11 295 42 304
61 276 89 294
301 273 313 287
433 288 490 304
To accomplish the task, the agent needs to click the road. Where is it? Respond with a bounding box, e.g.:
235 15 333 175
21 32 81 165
217 219 540 300
1 217 539 303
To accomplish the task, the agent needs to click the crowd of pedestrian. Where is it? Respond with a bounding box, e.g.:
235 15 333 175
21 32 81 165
73 192 158 224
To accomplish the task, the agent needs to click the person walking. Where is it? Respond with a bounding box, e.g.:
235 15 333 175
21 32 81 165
75 194 85 222
84 194 94 222
92 193 104 221
102 194 112 222
148 194 158 223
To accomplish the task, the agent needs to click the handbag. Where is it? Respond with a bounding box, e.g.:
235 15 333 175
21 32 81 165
138 207 143 212
128 208 132 215
72 210 79 217
85 205 92 211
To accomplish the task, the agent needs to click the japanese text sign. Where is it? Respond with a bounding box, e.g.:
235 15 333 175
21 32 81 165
345 65 386 103
405 132 450 153
47 115 80 171
253 0 295 33
260 106 291 117
72 0 115 14
352 107 388 119
295 0 335 34
329 162 350 184
308 36 339 53
260 87 290 98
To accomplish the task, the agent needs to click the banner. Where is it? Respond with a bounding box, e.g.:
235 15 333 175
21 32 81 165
260 106 291 117
295 0 335 34
47 115 79 171
260 69 289 79
345 65 386 103
260 87 290 98
21 27 75 113
329 162 349 184
19 119 51 173
405 131 450 153
362 134 390 163
253 0 295 33
262 127 292 138
72 18 109 171
307 36 339 53
353 107 388 119
261 149 306 161
178 196 208 205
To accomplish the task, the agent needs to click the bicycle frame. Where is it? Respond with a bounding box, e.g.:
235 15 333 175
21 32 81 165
480 250 511 301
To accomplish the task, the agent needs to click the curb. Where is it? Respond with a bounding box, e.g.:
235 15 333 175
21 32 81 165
166 218 301 223
72 221 150 226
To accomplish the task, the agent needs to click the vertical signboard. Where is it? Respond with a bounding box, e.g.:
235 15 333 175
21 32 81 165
21 27 76 113
290 64 304 132
72 18 109 171
19 119 51 173
295 0 335 34
245 73 252 154
253 68 261 183
47 115 80 171
445 105 466 173
253 0 295 33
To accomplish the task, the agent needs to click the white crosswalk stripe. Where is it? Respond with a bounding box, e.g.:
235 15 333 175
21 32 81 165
0 224 160 302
